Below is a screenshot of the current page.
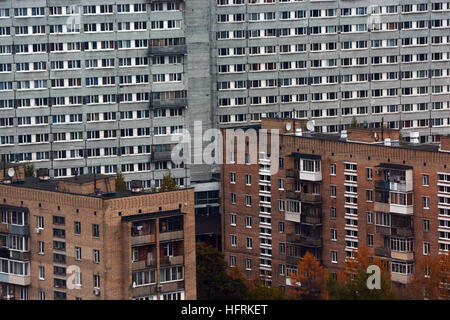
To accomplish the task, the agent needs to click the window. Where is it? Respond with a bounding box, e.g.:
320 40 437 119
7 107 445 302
93 249 100 263
39 266 45 280
423 196 430 209
279 200 285 212
331 228 337 241
366 168 373 180
330 185 336 197
74 221 81 235
366 190 373 202
75 247 82 260
37 216 44 229
423 242 430 255
94 275 100 288
245 174 251 185
279 221 285 233
39 290 45 300
279 243 285 254
230 193 236 204
92 224 99 238
330 163 336 175
278 178 284 190
422 174 429 186
231 235 237 247
230 172 236 183
246 259 252 270
367 234 374 247
330 207 336 220
245 217 252 228
230 213 236 226
331 251 338 263
245 195 252 206
367 212 373 224
423 219 430 232
246 237 252 249
38 241 44 254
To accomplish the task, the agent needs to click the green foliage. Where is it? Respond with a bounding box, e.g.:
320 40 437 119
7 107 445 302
246 278 286 300
196 242 247 300
326 269 396 300
24 163 35 177
115 171 126 190
159 170 178 192
350 117 359 128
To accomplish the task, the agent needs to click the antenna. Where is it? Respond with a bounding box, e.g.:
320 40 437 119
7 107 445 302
7 168 14 179
306 120 315 132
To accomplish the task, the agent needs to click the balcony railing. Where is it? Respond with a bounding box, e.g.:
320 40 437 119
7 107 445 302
148 45 187 55
301 215 322 225
151 98 187 108
286 234 322 247
132 284 156 298
374 247 391 258
9 251 30 261
392 227 413 237
375 225 391 236
286 191 321 203
159 230 184 242
131 234 156 246
151 151 173 162
160 255 184 267
285 169 297 178
132 258 156 271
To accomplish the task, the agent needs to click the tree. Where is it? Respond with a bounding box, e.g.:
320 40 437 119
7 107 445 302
246 276 286 300
196 242 247 300
407 253 450 300
287 252 327 300
115 171 126 190
350 116 359 128
24 163 35 177
326 246 396 300
159 170 178 192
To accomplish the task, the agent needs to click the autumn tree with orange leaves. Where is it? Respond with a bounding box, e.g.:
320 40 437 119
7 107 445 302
405 252 450 300
287 252 327 300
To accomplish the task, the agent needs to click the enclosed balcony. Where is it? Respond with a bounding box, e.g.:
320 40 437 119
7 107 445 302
375 163 413 192
286 233 322 248
149 38 187 56
286 191 321 204
131 220 156 246
291 153 322 182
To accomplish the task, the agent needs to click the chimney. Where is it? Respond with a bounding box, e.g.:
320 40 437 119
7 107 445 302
410 132 420 144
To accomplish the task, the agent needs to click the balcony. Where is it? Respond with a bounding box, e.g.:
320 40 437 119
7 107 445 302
131 234 156 246
390 204 414 215
152 98 187 108
9 250 30 261
286 191 321 203
160 255 184 267
132 284 156 298
148 45 187 55
286 255 300 266
391 251 414 261
285 212 301 223
391 273 413 284
8 274 30 286
9 225 29 236
301 215 322 225
375 225 391 236
299 171 322 182
392 227 413 237
286 234 322 247
151 151 173 162
159 230 184 242
161 280 185 293
374 247 391 258
285 169 297 178
132 258 156 271
374 202 390 213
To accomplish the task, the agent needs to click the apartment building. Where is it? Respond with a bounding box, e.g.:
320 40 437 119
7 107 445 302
221 117 450 293
0 168 196 300
213 0 450 141
0 0 213 186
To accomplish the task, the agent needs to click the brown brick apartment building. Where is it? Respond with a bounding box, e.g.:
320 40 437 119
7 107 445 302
221 117 450 293
0 170 196 300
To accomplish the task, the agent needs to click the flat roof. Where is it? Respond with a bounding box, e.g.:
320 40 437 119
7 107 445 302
2 177 190 199
376 163 414 171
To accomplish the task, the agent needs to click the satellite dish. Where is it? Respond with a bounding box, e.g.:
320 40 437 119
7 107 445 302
7 168 14 178
285 123 292 131
306 120 315 132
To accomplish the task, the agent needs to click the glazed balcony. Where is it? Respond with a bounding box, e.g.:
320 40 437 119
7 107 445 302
286 191 321 203
132 258 156 271
391 273 413 284
391 251 414 261
151 151 173 162
159 230 184 242
375 225 391 236
286 234 322 247
160 255 184 267
285 212 301 223
374 247 391 258
151 98 187 108
148 45 187 55
9 250 30 261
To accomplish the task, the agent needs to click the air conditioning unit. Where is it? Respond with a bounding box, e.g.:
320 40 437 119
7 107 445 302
34 228 42 234
93 288 100 296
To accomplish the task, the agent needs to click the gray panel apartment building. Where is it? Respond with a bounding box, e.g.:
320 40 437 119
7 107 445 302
213 0 450 141
0 0 213 186
1 0 450 185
